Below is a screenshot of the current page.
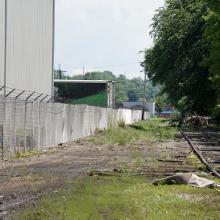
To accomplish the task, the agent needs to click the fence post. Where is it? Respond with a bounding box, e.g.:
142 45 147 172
38 95 48 149
38 102 41 149
2 96 6 161
24 100 27 152
1 122 3 162
45 103 48 147
24 92 35 152
31 101 34 151
13 98 16 153
13 90 25 154
1 97 4 161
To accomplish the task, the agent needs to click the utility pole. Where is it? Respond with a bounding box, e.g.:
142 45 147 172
58 64 62 79
58 64 67 79
142 70 147 120
83 66 85 79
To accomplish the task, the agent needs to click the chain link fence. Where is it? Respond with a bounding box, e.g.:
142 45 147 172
0 92 146 160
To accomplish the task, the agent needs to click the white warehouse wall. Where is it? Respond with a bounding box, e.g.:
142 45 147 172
0 0 54 95
0 0 5 86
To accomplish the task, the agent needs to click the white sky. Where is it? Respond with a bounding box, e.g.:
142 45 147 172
55 0 165 79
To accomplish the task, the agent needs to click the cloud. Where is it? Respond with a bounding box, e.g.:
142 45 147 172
55 0 164 78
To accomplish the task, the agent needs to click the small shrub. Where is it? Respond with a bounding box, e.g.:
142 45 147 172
118 120 126 128
15 150 41 159
88 118 178 146
116 135 127 145
15 151 23 159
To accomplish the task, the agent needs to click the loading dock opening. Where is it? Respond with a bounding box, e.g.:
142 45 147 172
54 80 115 108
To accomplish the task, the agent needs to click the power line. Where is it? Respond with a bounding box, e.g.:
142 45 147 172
66 62 141 71
89 62 140 69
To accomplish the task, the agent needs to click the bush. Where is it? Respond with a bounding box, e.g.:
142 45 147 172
118 120 126 128
213 105 220 122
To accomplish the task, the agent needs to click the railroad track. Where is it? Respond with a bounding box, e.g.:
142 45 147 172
182 130 220 178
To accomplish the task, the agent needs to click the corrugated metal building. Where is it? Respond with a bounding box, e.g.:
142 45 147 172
0 0 55 96
0 0 5 86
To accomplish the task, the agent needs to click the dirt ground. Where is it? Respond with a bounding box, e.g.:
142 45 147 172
0 136 198 219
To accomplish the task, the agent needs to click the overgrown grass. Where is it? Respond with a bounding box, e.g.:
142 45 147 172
15 150 43 159
67 92 107 107
88 118 178 145
187 152 207 171
14 175 220 220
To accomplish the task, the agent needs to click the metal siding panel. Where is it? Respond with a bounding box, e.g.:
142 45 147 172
0 0 5 86
6 0 54 95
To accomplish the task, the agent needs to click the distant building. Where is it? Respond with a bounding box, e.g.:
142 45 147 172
159 110 177 119
123 101 155 115
0 0 55 96
54 80 116 108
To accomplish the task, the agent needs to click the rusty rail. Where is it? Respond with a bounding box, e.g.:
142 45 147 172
181 131 220 178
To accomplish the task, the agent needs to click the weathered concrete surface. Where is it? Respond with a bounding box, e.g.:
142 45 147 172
0 136 197 219
2 101 146 158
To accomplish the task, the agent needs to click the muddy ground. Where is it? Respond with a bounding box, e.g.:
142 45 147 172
0 135 199 219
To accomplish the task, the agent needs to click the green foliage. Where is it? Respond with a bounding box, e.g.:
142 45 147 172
144 0 220 117
127 90 139 102
115 74 161 105
187 152 207 171
117 120 126 128
15 150 42 159
84 71 115 81
212 105 220 122
203 0 220 103
88 118 178 145
155 94 169 113
15 175 220 220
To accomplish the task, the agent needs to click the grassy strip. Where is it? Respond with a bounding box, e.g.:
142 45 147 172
66 92 107 107
88 118 178 145
15 150 44 159
14 175 220 220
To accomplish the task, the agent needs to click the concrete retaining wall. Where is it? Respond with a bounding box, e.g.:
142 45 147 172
1 97 147 157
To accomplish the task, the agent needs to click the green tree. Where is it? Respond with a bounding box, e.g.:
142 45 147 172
155 94 169 113
127 90 139 102
144 0 218 116
204 0 220 100
204 0 220 120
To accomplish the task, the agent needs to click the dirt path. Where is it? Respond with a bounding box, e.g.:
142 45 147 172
0 136 197 219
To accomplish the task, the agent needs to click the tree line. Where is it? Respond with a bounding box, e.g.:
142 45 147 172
143 0 220 120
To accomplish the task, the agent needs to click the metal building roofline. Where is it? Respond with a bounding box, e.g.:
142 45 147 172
54 80 115 84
